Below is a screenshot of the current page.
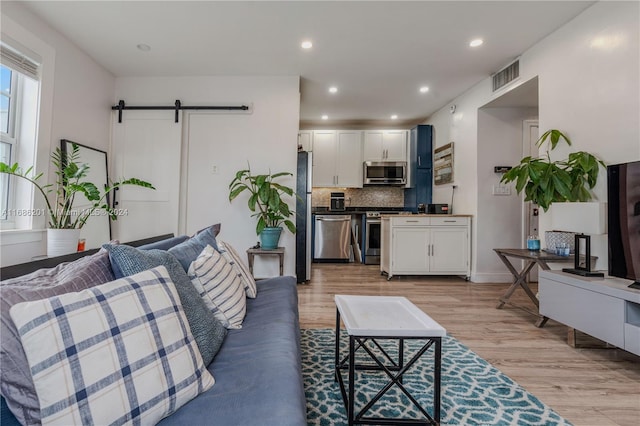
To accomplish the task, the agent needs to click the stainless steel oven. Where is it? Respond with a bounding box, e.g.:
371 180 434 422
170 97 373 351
364 212 382 264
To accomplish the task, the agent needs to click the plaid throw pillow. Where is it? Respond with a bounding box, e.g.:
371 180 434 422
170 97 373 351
188 245 247 329
9 266 215 425
0 249 115 426
217 241 257 298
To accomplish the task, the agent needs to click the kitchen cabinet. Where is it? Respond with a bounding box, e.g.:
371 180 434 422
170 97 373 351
312 130 363 188
298 131 312 152
404 125 433 211
363 130 407 162
381 215 471 279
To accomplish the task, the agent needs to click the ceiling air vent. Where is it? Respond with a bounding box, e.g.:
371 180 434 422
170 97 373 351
492 60 519 92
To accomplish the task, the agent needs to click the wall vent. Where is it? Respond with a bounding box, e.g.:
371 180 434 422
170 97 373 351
492 60 519 92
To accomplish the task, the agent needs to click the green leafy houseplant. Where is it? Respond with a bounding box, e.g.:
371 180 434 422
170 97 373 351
228 168 296 237
500 129 605 212
0 143 155 229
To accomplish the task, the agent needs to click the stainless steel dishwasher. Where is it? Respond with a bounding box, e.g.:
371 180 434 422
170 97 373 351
313 215 351 261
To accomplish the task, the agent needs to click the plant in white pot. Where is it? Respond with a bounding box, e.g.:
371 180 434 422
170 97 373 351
500 129 606 212
0 143 154 256
228 167 296 250
501 129 606 250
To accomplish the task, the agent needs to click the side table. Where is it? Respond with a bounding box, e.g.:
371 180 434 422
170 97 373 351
493 248 597 327
246 247 285 277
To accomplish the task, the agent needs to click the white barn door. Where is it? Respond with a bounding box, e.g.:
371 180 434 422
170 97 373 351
111 111 182 242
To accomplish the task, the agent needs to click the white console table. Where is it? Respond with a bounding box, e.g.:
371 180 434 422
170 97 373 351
539 270 640 356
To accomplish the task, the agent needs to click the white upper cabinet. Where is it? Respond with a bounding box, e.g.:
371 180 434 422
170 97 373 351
311 130 363 188
336 131 363 187
312 130 338 187
363 130 408 162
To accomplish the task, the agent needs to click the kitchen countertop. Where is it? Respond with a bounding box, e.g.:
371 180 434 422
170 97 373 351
312 207 407 215
380 214 472 218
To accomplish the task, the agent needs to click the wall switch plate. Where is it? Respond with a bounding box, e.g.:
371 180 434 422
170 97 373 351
492 185 511 195
211 165 219 174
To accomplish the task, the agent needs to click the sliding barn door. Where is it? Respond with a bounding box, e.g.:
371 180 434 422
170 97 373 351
111 111 182 242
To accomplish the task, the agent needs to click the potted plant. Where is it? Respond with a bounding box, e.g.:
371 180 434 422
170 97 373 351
500 129 606 212
0 143 154 256
228 167 296 250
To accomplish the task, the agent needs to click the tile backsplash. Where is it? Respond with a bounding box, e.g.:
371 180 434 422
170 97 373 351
312 187 404 208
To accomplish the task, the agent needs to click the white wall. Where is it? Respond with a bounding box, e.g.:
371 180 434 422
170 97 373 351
425 1 639 282
114 76 300 277
0 3 115 266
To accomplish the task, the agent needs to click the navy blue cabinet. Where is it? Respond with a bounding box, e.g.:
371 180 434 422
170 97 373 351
404 125 433 212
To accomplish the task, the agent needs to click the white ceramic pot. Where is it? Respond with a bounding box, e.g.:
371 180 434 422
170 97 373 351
47 228 81 257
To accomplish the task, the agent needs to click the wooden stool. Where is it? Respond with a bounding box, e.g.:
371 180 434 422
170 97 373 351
246 247 285 277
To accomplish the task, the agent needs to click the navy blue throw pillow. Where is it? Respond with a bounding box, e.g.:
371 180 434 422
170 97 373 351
168 226 220 272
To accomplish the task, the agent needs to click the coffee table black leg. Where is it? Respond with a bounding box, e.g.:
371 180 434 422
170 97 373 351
348 336 355 426
335 308 340 382
398 338 404 385
434 337 442 424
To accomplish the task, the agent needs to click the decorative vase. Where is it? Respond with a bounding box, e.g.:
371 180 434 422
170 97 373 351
260 227 282 250
47 228 81 257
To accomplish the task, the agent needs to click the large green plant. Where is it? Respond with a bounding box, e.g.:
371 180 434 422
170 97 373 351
0 143 154 228
228 168 296 235
500 129 605 212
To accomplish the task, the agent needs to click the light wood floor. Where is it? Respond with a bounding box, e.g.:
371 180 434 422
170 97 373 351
297 263 640 426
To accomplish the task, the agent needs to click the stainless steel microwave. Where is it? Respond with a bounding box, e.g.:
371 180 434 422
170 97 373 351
363 161 407 186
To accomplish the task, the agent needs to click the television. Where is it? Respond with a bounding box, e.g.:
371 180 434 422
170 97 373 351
607 160 640 287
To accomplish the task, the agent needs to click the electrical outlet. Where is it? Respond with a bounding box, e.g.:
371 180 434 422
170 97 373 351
211 165 219 174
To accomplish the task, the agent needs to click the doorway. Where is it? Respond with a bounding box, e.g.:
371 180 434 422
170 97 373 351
476 76 539 282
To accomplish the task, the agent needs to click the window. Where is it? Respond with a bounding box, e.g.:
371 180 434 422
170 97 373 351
0 65 18 221
0 56 39 228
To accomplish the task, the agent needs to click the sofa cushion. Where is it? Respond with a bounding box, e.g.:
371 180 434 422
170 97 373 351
188 245 246 329
196 223 221 237
0 249 115 426
10 266 215 425
218 241 257 298
158 276 306 426
103 244 226 366
169 226 219 272
137 235 190 251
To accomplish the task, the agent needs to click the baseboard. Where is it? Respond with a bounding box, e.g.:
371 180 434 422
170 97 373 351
470 272 514 283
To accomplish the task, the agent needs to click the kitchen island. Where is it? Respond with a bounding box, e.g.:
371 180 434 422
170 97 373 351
381 214 472 280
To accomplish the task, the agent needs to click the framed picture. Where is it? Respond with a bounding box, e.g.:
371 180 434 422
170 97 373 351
434 142 454 185
60 139 111 249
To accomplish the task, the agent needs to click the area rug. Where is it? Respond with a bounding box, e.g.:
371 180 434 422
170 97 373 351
302 329 571 426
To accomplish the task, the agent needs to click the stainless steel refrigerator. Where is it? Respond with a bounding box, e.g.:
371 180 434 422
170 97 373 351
296 151 312 282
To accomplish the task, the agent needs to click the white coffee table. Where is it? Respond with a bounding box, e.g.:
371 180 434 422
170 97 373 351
334 295 446 425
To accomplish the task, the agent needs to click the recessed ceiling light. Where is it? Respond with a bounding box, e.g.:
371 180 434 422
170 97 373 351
301 40 313 49
321 114 329 120
469 39 483 47
390 114 398 120
136 43 151 52
329 86 338 94
419 86 429 93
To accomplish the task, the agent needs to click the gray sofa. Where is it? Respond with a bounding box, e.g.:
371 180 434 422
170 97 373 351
0 235 307 425
160 276 306 425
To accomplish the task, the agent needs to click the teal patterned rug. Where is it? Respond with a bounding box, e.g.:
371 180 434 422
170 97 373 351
302 329 571 426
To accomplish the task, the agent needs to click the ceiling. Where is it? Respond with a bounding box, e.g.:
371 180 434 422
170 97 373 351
19 1 594 127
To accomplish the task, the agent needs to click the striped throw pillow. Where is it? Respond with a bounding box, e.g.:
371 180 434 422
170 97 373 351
9 266 215 426
188 245 247 329
217 241 257 298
